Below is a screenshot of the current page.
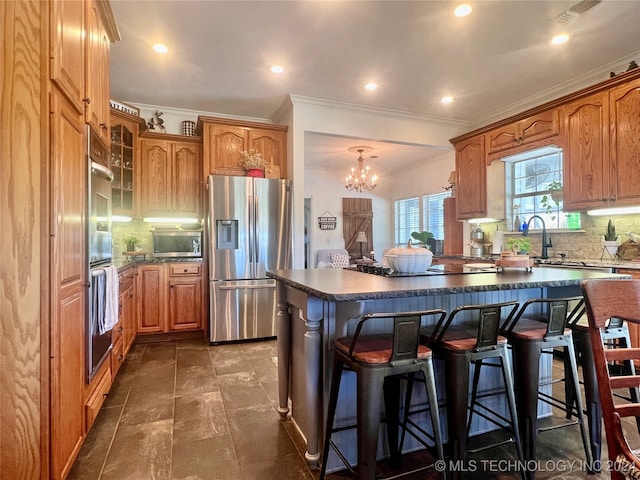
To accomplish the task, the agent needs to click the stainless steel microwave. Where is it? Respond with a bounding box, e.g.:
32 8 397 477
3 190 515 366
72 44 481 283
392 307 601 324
152 230 202 257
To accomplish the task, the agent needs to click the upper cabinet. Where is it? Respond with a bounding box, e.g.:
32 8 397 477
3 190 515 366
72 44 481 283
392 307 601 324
199 116 288 179
455 135 487 219
561 91 609 210
451 69 640 218
562 77 640 210
486 110 559 162
110 108 145 216
50 0 85 113
609 78 640 206
50 0 118 146
85 0 111 146
139 133 203 218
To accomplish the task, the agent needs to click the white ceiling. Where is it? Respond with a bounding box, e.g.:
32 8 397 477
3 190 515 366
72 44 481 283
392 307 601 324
109 0 640 172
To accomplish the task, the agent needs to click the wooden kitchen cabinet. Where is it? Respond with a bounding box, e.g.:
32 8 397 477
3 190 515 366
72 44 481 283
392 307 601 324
85 0 111 146
486 109 559 160
609 77 640 206
561 91 609 211
50 0 85 114
168 263 203 331
50 87 87 480
455 135 487 220
563 76 640 210
137 262 204 335
137 264 167 333
139 133 202 218
110 109 144 216
199 116 288 179
113 268 136 376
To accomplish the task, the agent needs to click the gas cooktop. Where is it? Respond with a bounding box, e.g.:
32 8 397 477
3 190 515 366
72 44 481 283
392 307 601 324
355 263 498 277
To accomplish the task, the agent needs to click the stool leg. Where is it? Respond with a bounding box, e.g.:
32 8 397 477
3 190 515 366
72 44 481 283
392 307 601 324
466 359 483 438
498 347 526 480
512 340 539 467
566 338 595 470
443 350 470 474
320 358 345 480
574 331 602 469
358 367 384 480
620 331 640 434
422 360 445 479
399 373 416 452
383 376 401 467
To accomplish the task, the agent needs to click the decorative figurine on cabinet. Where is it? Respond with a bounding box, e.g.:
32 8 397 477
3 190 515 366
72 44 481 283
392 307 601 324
147 110 166 132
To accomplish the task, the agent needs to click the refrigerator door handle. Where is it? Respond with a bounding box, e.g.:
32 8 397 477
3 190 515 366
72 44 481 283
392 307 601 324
253 194 260 269
217 283 276 291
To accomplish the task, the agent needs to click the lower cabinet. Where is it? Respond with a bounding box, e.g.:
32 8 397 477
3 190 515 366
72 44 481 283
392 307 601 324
137 262 204 334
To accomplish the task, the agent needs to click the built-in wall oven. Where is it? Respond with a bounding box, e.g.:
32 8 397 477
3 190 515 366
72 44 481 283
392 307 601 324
87 127 115 381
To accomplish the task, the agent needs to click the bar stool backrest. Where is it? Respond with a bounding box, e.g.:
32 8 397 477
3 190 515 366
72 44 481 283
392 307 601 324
430 300 519 352
582 279 640 477
349 310 447 367
503 296 584 339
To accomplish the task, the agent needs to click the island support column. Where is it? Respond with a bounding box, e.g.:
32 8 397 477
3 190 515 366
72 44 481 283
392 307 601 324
276 281 292 418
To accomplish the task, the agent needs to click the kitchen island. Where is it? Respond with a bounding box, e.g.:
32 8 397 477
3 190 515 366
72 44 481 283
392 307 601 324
266 266 627 470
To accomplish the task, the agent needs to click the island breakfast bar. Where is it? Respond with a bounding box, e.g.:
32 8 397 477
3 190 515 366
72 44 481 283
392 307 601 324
266 266 626 471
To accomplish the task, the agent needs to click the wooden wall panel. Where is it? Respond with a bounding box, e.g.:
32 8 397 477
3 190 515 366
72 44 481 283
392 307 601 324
0 1 48 479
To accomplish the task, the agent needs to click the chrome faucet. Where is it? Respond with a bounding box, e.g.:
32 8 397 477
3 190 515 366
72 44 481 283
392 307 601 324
523 215 552 259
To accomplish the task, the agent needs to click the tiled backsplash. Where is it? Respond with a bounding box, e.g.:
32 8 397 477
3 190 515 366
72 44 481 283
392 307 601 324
484 214 640 260
112 220 153 262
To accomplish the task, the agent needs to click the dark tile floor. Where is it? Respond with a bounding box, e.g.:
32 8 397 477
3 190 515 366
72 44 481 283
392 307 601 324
68 339 638 480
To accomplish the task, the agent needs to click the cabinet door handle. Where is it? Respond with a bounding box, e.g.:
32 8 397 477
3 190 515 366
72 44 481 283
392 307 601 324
82 97 91 105
183 268 188 273
100 123 108 130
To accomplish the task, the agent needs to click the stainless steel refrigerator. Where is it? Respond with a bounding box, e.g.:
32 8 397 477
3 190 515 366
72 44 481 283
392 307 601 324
208 175 292 343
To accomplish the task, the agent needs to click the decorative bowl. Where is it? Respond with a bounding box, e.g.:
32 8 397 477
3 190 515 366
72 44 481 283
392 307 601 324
384 251 433 273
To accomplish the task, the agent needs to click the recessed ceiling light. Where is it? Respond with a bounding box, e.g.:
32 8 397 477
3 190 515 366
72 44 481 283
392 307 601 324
551 34 570 45
271 65 284 74
153 43 168 54
454 4 472 17
441 96 454 104
364 82 378 91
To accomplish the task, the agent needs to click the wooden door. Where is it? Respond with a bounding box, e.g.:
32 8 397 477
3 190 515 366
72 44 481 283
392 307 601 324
455 135 486 220
50 0 85 113
443 196 464 255
172 140 202 216
137 265 166 333
168 278 202 331
205 124 248 176
343 198 373 260
609 78 640 206
50 87 86 480
139 137 171 216
248 127 287 178
85 0 110 145
561 91 610 210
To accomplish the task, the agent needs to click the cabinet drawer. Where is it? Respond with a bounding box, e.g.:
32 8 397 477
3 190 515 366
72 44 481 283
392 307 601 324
111 339 125 377
119 268 135 290
169 263 201 276
85 368 111 431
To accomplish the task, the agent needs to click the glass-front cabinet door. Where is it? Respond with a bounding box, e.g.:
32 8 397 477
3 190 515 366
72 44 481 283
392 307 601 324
110 109 142 216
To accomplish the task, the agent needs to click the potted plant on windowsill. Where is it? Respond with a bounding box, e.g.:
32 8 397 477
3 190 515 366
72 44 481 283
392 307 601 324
603 219 619 256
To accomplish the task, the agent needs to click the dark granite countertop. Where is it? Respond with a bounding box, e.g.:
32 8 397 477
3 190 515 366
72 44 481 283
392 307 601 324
266 267 629 302
114 257 203 272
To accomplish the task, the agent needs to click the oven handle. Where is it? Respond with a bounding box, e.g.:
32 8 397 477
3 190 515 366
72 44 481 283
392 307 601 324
91 161 114 182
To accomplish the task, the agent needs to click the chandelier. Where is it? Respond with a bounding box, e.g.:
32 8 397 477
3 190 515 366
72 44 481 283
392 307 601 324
345 146 378 192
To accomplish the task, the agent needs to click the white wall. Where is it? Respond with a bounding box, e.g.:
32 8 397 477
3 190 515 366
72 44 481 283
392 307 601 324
287 96 468 268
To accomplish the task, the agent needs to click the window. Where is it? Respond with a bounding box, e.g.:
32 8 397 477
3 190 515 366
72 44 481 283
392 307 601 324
394 191 450 246
505 146 579 230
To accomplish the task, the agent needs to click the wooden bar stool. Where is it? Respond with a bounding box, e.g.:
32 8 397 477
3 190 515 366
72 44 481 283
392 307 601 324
501 297 593 478
582 279 640 480
319 310 446 480
424 300 525 480
567 304 640 469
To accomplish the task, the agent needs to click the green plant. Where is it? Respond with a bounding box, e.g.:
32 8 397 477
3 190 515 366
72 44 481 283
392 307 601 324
604 219 618 241
506 237 531 254
410 231 434 248
540 181 563 221
122 233 139 245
